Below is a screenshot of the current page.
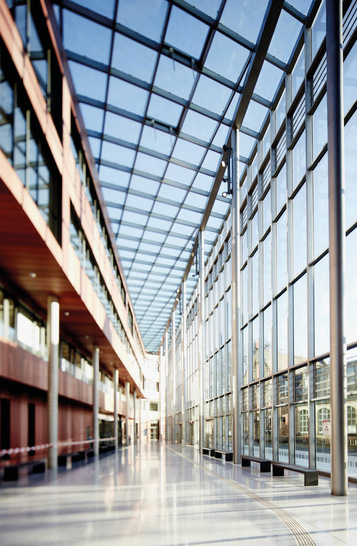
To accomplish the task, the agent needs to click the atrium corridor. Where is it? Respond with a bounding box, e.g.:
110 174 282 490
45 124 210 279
1 443 357 546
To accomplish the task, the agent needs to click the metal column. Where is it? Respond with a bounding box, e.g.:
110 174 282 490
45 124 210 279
93 347 100 456
231 128 241 464
47 297 59 469
125 381 130 444
326 0 347 496
134 390 137 443
165 333 169 442
181 280 187 447
114 368 118 451
172 310 176 443
198 229 205 452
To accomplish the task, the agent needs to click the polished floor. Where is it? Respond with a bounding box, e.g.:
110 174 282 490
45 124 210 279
1 443 357 546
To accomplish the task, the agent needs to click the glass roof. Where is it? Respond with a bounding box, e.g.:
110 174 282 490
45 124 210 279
52 0 319 353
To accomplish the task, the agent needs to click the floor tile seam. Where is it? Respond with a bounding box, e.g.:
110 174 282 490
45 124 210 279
167 446 317 546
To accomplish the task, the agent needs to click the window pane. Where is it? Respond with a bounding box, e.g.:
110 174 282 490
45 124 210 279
263 305 272 377
277 291 288 372
292 183 306 278
312 153 328 259
294 275 307 365
346 228 357 346
276 211 287 294
314 254 330 357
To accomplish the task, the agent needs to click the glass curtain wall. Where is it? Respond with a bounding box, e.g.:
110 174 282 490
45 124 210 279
165 2 357 476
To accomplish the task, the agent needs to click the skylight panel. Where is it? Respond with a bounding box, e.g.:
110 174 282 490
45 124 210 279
254 61 284 103
117 225 144 239
104 112 141 145
165 163 195 186
63 10 111 64
101 141 136 168
183 0 222 18
112 34 158 83
157 183 187 203
116 0 168 42
152 201 179 218
172 139 205 166
243 101 269 133
165 6 210 59
220 0 267 44
121 210 148 227
140 125 174 156
288 0 314 16
99 165 130 188
68 61 107 102
102 187 126 204
142 229 166 243
154 55 196 101
125 194 153 213
72 0 116 17
212 123 230 148
205 31 250 83
135 153 167 178
107 206 122 223
79 103 104 133
181 110 217 142
201 149 221 172
147 94 183 127
239 132 257 159
192 75 232 116
87 137 101 159
268 10 303 64
191 172 213 191
108 76 149 116
130 175 160 195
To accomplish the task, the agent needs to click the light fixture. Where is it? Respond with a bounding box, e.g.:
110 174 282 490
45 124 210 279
64 311 70 316
29 272 37 278
222 145 232 198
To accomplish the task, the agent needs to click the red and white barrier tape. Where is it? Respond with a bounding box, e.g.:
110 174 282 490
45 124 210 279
0 437 116 457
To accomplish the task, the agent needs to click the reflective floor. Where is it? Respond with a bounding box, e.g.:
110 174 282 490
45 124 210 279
1 443 357 545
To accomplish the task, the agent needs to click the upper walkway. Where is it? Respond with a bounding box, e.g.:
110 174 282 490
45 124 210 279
1 442 357 545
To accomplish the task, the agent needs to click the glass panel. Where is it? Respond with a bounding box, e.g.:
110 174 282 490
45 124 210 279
294 275 307 365
347 347 357 477
192 75 231 116
312 153 328 259
147 94 183 127
262 190 271 236
295 405 309 467
252 251 259 316
275 164 287 217
269 11 302 64
116 0 168 42
292 183 306 278
312 94 327 163
277 291 288 372
276 210 287 294
108 76 149 115
292 131 306 192
205 31 249 83
63 10 111 64
315 400 330 472
278 406 289 462
311 1 326 59
346 228 357 346
243 326 248 385
263 233 271 306
254 62 284 103
344 112 357 231
291 48 305 100
264 408 272 460
314 254 330 357
253 411 260 456
0 71 13 163
344 39 357 115
221 0 266 43
243 412 249 454
263 305 272 376
252 317 259 381
165 6 209 59
112 34 157 82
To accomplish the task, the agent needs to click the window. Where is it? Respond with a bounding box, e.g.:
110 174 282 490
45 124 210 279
299 409 309 434
318 407 331 434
